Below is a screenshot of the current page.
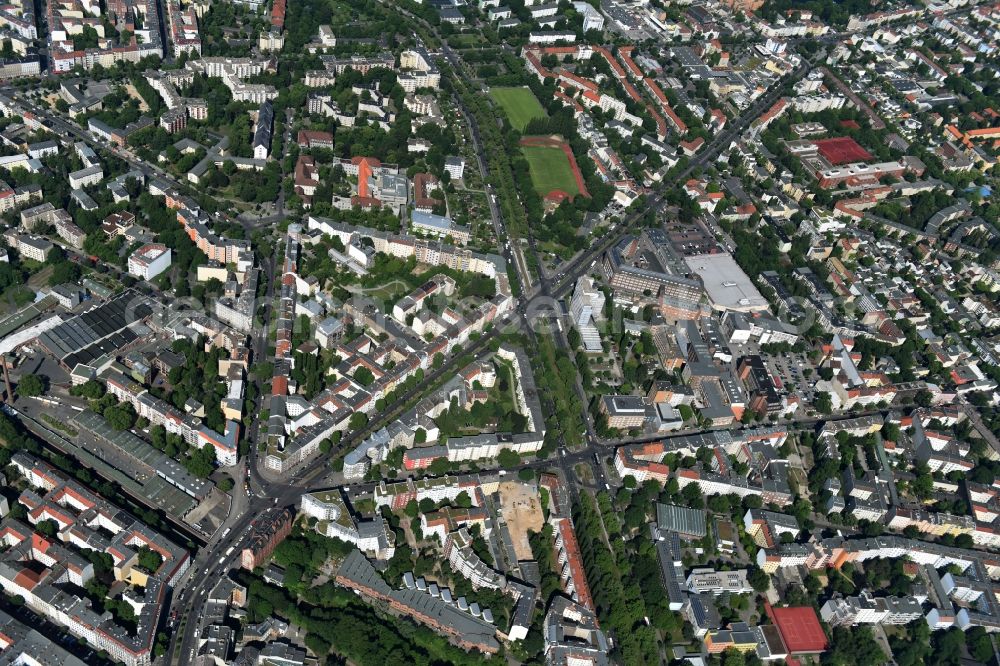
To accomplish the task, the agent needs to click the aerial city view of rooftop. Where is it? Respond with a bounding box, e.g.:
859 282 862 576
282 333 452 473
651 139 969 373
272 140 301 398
1 0 1000 663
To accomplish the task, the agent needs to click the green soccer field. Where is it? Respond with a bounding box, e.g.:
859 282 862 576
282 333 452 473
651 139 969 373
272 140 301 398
490 87 548 131
521 144 580 197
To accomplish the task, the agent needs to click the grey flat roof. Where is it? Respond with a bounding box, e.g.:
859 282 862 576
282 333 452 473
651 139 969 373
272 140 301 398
683 253 768 311
656 503 707 537
37 291 152 366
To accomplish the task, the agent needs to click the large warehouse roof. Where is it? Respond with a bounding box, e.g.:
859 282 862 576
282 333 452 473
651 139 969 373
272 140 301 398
36 291 153 367
684 253 769 313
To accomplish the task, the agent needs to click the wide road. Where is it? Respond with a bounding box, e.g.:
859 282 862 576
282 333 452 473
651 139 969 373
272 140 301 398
4 90 196 198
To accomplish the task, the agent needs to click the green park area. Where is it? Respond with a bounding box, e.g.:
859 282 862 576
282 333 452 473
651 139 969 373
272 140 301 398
521 144 581 198
490 87 547 131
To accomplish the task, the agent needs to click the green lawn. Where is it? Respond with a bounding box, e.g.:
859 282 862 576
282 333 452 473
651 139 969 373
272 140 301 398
521 144 580 197
490 87 547 131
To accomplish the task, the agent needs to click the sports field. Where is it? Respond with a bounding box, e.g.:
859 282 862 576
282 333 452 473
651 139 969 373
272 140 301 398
490 86 547 131
521 144 581 198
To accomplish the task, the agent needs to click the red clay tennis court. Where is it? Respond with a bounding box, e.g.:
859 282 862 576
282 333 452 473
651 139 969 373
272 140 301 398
813 136 873 165
767 605 828 654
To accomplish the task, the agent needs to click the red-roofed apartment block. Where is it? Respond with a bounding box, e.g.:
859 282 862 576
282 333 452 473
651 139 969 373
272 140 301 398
354 156 379 199
751 97 789 135
644 78 687 134
558 69 599 93
966 126 1000 140
680 137 705 155
618 45 644 79
297 129 334 150
614 443 670 484
554 90 584 113
553 517 595 612
594 45 626 78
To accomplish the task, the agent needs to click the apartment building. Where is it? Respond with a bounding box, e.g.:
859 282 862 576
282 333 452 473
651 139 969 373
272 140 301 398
240 509 293 570
104 368 239 465
2 453 189 666
399 47 441 91
570 276 605 352
127 244 172 280
6 233 52 261
686 568 753 595
445 528 505 590
600 395 648 429
300 491 395 559
820 590 923 626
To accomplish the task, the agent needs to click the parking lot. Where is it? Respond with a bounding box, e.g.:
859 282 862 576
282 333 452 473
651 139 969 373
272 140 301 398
730 340 819 405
